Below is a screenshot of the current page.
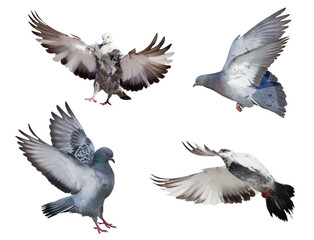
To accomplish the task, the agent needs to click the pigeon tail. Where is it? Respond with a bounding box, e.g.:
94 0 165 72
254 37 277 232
266 182 294 221
251 71 287 117
42 197 75 218
117 90 131 100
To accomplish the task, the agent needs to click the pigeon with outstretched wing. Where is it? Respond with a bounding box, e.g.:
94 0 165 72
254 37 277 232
17 103 116 233
194 8 289 117
153 142 294 221
29 11 173 105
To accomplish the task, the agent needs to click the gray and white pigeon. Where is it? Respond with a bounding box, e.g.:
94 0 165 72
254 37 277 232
29 11 173 105
17 103 116 233
152 142 294 221
194 8 289 117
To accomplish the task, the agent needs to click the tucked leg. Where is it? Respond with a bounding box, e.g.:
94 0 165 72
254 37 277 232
261 188 272 199
236 103 244 112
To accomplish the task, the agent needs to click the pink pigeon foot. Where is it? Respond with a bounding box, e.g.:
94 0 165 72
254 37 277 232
261 188 272 199
85 97 97 103
236 103 243 112
99 218 116 229
100 100 112 106
94 224 108 234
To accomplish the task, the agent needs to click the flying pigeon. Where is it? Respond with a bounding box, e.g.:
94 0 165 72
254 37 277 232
17 103 116 233
152 142 294 221
194 8 290 117
29 11 173 105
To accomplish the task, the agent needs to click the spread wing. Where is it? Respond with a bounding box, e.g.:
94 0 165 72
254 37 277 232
49 103 95 166
17 126 99 194
182 141 219 156
29 11 96 80
225 37 288 88
223 8 290 70
120 34 173 91
222 8 289 87
152 167 256 204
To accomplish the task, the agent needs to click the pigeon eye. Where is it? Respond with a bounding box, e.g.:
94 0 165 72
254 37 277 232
197 79 200 83
107 36 109 39
106 153 109 156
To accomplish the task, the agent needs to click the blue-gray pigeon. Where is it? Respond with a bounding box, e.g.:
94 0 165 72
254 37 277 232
17 103 116 233
194 8 290 117
29 11 173 105
152 142 294 221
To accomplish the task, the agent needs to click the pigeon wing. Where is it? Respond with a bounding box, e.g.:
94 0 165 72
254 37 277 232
49 103 95 165
152 166 255 204
225 37 288 88
182 141 219 156
17 126 99 194
29 11 96 80
120 34 173 91
223 8 290 70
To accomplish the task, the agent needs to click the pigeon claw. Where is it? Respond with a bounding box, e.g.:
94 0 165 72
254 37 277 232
94 224 108 234
261 188 272 199
236 103 244 112
85 97 97 103
99 218 116 229
100 100 112 106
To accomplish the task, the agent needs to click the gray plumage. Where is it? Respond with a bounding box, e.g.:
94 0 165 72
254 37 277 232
29 11 173 105
194 8 289 117
153 142 294 221
17 103 116 233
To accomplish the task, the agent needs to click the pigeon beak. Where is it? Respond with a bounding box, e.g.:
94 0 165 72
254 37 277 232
193 83 196 87
109 158 115 163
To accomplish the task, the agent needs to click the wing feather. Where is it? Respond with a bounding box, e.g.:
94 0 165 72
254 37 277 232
223 8 290 69
29 11 96 80
152 167 255 205
17 126 98 194
120 34 173 91
49 103 95 166
226 37 288 88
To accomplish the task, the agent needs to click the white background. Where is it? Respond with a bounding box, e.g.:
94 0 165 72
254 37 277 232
1 0 313 239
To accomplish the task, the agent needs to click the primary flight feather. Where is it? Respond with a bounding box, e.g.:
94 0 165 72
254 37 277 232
29 11 173 105
152 142 294 221
194 8 290 117
17 103 116 233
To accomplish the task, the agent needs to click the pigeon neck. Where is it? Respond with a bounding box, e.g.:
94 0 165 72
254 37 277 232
203 72 222 90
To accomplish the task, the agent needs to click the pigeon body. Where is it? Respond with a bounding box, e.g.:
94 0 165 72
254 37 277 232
194 8 289 117
153 142 294 221
29 12 173 105
17 103 116 233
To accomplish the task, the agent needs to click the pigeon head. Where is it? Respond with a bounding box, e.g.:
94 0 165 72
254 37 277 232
102 32 113 45
194 73 220 90
219 149 231 153
94 147 115 166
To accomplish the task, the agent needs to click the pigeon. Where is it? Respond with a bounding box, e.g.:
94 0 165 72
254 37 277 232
29 11 173 105
194 8 290 117
152 142 294 221
17 103 116 233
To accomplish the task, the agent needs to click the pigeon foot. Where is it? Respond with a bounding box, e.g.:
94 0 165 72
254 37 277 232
236 103 244 112
261 188 272 199
99 217 116 229
100 100 112 106
85 97 97 103
94 224 108 234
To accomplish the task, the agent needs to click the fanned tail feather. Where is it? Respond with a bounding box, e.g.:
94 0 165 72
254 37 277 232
266 182 294 221
252 71 287 117
42 197 75 218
